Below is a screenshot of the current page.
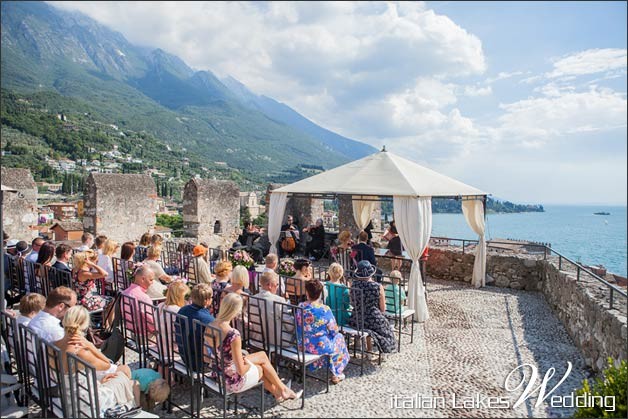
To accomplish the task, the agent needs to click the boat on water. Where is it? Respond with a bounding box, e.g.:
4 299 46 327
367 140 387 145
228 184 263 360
593 212 610 215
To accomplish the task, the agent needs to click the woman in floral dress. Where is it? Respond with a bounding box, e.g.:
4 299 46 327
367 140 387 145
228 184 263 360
72 250 112 311
297 280 350 384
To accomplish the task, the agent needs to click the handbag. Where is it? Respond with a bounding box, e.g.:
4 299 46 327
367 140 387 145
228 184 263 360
104 404 141 418
100 327 125 363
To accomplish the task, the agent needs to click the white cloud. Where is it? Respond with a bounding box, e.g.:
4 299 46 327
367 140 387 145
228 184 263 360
486 71 525 84
548 48 627 78
462 85 492 96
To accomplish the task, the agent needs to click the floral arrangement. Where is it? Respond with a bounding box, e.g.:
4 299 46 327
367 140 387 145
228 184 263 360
230 249 255 269
277 258 296 277
126 262 144 279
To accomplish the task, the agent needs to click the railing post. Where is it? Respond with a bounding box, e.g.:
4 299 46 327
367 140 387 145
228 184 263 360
558 255 562 270
609 288 614 310
462 240 465 255
543 245 547 260
576 265 580 281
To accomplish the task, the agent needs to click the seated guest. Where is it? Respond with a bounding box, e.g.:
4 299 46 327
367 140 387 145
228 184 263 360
192 245 212 285
28 286 77 343
55 305 139 409
239 222 264 262
297 280 350 384
254 271 292 345
382 220 397 242
157 280 189 353
303 218 325 261
135 233 151 261
205 293 300 401
16 293 46 327
143 245 170 299
384 225 403 271
72 250 112 312
25 237 44 263
325 263 350 326
150 234 164 248
211 260 232 315
75 232 94 252
349 261 396 353
121 266 156 335
262 253 284 295
177 284 214 373
98 239 119 284
94 235 108 256
36 241 56 278
285 259 312 305
223 265 250 297
52 243 73 272
131 368 170 411
384 270 407 314
120 242 136 263
351 231 377 267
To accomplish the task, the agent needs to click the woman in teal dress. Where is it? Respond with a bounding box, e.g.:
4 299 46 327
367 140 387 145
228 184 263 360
296 280 350 384
324 263 351 326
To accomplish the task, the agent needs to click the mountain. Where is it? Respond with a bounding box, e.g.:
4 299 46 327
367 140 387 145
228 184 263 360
221 76 377 160
1 1 374 175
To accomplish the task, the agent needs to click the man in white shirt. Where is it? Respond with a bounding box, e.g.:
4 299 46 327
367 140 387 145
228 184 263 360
28 286 77 343
24 238 43 264
254 271 292 345
75 232 94 252
262 253 286 295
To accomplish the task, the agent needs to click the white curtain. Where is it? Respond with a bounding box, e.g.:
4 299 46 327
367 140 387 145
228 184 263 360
268 192 288 255
393 196 431 322
352 196 377 230
462 198 486 288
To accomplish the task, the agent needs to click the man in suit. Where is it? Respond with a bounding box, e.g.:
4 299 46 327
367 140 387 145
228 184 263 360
352 230 377 266
52 243 72 272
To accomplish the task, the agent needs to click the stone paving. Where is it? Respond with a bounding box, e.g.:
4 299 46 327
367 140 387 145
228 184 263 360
124 278 590 418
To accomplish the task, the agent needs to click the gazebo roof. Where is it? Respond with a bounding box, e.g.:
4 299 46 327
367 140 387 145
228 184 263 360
273 150 486 198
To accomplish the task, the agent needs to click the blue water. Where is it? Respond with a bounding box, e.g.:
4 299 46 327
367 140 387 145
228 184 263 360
421 205 627 276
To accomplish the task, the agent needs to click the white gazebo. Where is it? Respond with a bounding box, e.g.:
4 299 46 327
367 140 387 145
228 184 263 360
268 148 488 322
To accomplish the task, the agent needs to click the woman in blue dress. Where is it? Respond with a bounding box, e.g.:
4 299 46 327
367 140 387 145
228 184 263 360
296 280 350 384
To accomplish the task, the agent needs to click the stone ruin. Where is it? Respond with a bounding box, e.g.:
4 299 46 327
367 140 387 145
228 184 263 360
1 167 38 240
265 183 325 230
83 173 157 244
183 179 240 247
338 195 382 239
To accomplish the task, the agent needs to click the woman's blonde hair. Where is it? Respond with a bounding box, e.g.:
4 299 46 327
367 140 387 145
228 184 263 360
338 230 351 244
216 293 243 323
165 281 189 307
102 239 119 257
327 263 344 283
147 245 162 259
62 305 90 336
148 378 170 404
230 265 250 289
214 260 233 277
71 251 91 273
389 270 403 284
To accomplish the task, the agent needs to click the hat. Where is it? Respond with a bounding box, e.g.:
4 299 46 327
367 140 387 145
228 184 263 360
193 245 208 257
5 239 18 249
15 241 31 255
354 260 376 279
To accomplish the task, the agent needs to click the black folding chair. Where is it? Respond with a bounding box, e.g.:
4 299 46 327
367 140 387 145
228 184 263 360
19 324 47 413
66 352 101 418
273 301 329 409
119 294 146 367
198 322 265 418
163 310 196 416
40 340 71 417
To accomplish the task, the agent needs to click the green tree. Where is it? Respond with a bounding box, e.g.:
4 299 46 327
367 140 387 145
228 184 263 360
574 358 627 418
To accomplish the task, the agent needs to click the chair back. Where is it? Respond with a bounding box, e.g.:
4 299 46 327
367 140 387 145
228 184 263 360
1 310 25 385
164 310 197 375
186 256 199 283
19 324 46 409
246 295 269 352
47 266 73 290
137 300 164 367
283 276 307 305
7 254 26 295
119 294 145 364
197 321 227 395
24 260 45 295
347 286 366 333
134 246 147 262
273 301 304 363
40 339 70 417
334 248 355 273
112 258 131 291
324 281 352 327
66 352 100 418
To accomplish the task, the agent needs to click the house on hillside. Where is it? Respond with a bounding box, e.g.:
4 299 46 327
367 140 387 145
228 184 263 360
51 220 84 241
46 202 78 220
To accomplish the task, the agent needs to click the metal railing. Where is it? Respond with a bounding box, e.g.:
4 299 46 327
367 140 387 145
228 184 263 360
429 236 627 311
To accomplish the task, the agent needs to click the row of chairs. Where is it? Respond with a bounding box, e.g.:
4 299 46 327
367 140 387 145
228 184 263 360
0 310 147 418
5 256 75 299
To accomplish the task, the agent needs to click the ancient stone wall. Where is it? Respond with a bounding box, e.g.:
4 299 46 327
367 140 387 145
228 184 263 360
83 173 157 244
264 183 323 229
338 195 381 239
1 167 38 240
183 179 239 246
426 245 627 371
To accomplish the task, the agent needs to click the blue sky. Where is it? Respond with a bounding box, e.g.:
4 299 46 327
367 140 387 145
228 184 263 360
51 1 627 205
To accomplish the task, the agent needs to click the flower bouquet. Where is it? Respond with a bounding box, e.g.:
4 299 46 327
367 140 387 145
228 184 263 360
230 249 255 269
277 258 296 277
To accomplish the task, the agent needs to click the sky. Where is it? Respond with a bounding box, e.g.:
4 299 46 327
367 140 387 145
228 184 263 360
50 1 627 205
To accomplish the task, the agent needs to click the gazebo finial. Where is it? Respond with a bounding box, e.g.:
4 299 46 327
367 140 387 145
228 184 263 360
381 145 387 152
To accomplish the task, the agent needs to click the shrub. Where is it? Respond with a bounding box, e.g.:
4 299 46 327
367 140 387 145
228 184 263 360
574 358 627 418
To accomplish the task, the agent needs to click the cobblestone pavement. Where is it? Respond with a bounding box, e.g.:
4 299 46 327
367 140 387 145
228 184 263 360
118 279 590 418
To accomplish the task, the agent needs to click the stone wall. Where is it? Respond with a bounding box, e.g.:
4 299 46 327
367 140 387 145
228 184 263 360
1 167 38 240
265 183 323 229
426 246 627 371
183 179 239 246
83 173 157 244
338 195 381 238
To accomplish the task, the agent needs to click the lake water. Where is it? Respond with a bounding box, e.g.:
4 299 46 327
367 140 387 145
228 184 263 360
395 205 626 276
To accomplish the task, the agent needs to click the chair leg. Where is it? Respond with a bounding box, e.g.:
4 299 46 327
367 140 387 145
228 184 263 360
234 393 238 415
301 363 306 409
260 381 265 419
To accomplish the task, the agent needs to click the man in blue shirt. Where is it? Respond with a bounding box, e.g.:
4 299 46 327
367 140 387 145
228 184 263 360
176 283 214 373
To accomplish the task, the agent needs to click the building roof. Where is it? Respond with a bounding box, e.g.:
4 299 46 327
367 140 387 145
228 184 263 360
88 173 156 192
50 220 84 232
